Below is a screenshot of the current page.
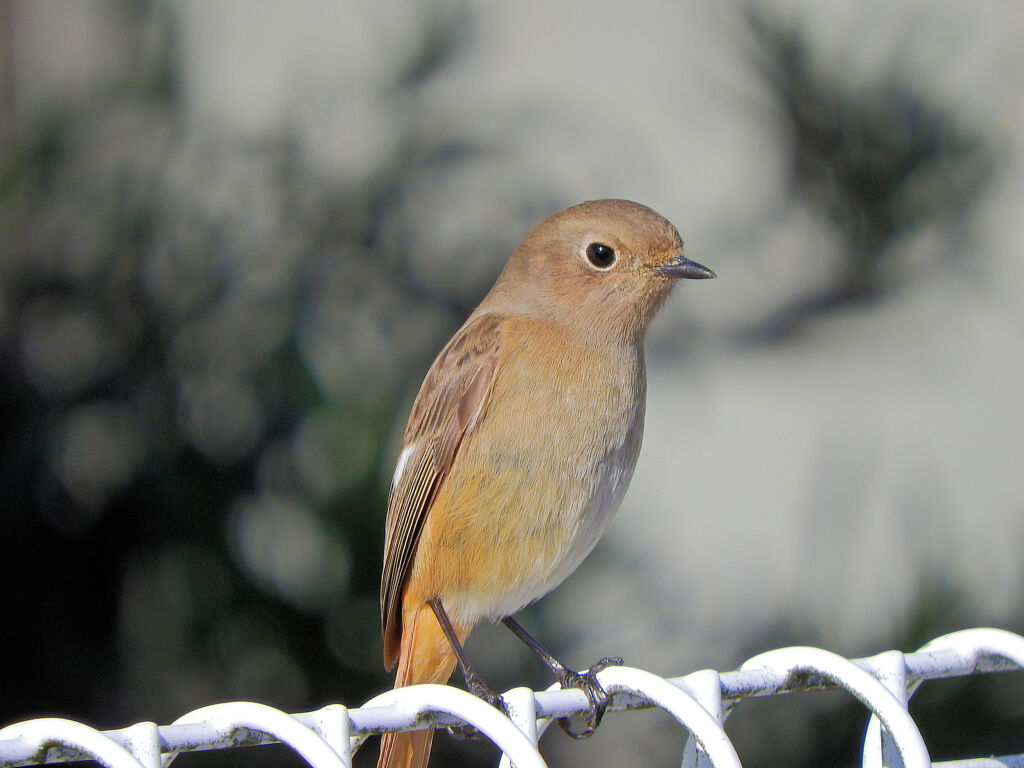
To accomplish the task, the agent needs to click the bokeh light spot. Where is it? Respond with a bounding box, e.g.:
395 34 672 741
21 301 113 396
293 408 377 500
178 373 264 464
50 402 144 520
231 493 351 610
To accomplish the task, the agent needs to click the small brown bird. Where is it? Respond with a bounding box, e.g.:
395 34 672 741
379 199 714 768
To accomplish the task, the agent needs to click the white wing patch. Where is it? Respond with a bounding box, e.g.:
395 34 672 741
392 443 416 489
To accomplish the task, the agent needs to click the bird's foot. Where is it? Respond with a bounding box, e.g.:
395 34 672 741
555 656 623 740
447 670 507 741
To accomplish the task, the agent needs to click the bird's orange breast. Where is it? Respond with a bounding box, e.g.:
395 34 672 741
403 316 645 625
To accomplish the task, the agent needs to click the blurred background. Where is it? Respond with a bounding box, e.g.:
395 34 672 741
1 1 1022 766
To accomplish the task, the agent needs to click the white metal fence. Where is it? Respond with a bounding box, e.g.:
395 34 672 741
2 628 1023 768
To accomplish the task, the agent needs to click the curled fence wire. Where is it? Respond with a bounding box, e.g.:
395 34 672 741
2 628 1023 768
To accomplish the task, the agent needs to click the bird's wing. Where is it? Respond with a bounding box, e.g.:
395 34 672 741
381 313 503 669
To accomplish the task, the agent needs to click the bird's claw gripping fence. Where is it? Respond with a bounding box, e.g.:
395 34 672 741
2 628 1023 768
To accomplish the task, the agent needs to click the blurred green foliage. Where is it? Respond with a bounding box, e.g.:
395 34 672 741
745 4 993 339
0 0 472 730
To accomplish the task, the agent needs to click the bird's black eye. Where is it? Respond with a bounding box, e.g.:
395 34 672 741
585 242 616 269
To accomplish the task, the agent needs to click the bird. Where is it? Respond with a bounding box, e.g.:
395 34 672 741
378 199 715 768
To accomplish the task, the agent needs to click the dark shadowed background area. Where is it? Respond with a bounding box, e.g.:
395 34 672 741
2 2 1022 766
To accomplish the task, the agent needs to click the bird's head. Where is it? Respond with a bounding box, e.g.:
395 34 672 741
485 199 715 343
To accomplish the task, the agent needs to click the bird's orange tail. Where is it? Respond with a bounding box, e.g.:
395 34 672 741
377 602 467 768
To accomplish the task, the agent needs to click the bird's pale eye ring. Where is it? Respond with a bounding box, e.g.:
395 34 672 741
584 242 616 270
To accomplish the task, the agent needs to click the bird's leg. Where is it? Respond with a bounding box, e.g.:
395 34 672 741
428 599 505 740
428 598 502 707
501 615 622 739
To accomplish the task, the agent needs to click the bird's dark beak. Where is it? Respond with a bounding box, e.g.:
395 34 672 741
656 255 716 280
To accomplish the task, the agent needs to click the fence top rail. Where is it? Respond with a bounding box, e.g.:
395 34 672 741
1 627 1022 768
